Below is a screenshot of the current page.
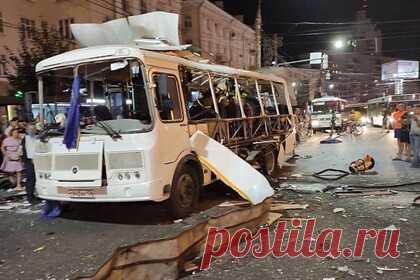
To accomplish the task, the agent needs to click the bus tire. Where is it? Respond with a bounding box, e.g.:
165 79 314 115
167 165 200 218
260 145 279 176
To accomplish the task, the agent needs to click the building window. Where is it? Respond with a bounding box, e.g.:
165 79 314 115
20 18 35 39
59 18 74 40
122 0 129 13
0 12 4 33
207 19 212 31
139 0 148 13
0 55 6 76
184 15 192 29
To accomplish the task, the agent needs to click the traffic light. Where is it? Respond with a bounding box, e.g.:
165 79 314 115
15 90 24 98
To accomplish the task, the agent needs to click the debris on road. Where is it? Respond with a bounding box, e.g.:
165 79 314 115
0 205 14 211
267 212 283 226
349 154 375 174
313 169 350 181
74 199 271 280
218 201 250 207
184 261 199 273
333 208 346 213
337 265 356 276
285 183 328 194
377 266 401 272
334 190 396 198
413 196 420 207
384 225 398 231
270 203 309 212
33 245 46 253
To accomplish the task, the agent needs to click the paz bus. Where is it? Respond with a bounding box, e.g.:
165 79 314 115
33 16 295 217
310 96 347 131
367 94 420 127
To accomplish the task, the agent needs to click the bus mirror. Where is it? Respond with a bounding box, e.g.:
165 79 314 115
130 61 140 75
111 61 128 71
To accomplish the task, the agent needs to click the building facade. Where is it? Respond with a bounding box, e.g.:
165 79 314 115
181 0 257 70
0 0 182 97
0 0 257 98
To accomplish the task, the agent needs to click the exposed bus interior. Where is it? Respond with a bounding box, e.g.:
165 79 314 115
180 66 294 156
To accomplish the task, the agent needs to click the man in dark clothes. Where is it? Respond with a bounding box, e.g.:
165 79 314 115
22 124 39 203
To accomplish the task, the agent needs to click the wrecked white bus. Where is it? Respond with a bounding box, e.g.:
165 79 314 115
33 16 295 218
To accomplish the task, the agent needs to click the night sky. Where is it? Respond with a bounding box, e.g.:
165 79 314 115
220 0 420 61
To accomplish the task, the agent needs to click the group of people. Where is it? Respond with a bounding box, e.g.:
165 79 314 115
0 117 38 203
392 104 420 167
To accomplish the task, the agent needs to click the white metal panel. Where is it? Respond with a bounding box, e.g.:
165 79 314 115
190 130 274 205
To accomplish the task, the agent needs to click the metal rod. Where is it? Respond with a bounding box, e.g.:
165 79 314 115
37 76 44 128
254 80 265 116
234 78 246 118
208 73 220 117
270 81 280 115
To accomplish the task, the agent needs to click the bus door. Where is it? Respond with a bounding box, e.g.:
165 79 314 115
149 69 191 164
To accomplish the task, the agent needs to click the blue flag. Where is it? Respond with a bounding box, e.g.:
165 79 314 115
63 75 81 149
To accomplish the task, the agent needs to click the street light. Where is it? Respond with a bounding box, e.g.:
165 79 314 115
292 82 297 87
333 39 344 49
329 84 335 89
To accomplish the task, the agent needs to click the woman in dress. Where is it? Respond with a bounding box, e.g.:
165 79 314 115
1 128 24 190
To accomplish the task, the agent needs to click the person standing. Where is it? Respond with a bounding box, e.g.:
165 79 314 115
22 124 38 203
1 128 24 190
400 107 412 161
410 109 420 168
392 104 407 160
4 117 19 136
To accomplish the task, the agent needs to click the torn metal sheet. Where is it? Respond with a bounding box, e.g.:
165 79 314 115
190 131 274 205
75 200 271 280
71 12 186 49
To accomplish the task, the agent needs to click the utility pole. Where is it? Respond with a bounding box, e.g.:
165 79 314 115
255 0 262 69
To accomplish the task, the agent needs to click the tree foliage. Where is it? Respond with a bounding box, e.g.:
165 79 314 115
5 22 74 93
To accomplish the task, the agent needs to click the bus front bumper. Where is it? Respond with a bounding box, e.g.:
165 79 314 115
35 179 168 203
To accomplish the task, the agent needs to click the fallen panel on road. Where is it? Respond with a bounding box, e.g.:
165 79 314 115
75 199 271 280
190 131 274 204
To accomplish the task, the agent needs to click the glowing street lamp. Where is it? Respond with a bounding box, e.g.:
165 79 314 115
333 39 344 49
329 84 335 90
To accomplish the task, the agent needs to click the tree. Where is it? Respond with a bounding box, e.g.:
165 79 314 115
5 22 74 94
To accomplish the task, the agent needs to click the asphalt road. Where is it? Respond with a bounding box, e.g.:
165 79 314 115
0 127 419 280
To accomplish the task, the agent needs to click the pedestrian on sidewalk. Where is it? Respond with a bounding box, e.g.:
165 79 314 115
4 117 19 136
400 108 412 161
410 108 420 168
22 124 39 203
1 128 24 190
392 104 407 160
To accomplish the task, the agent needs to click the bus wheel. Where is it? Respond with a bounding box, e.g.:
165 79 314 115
261 145 278 176
168 165 199 218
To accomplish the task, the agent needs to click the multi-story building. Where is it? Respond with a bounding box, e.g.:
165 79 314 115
181 0 257 70
0 0 257 99
0 0 182 97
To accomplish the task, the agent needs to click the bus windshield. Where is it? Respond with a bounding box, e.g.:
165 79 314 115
39 59 152 135
312 101 342 115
